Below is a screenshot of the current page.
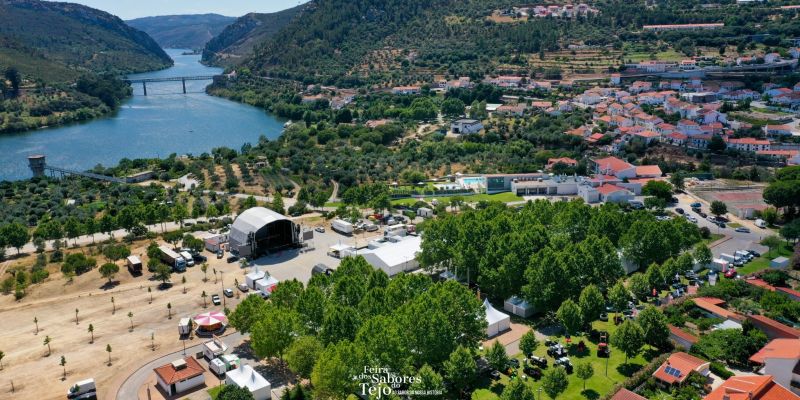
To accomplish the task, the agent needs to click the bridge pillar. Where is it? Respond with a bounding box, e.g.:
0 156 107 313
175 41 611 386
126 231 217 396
182 78 186 94
142 82 147 96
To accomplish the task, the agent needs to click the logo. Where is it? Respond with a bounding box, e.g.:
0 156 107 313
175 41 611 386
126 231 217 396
352 366 443 399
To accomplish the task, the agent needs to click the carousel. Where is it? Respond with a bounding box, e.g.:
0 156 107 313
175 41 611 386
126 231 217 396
194 311 227 337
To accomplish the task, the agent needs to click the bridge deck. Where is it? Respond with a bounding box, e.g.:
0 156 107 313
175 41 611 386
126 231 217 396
44 166 125 183
124 75 218 83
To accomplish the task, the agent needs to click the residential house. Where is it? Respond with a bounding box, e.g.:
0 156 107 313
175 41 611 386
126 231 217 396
546 157 578 170
766 87 792 98
692 297 744 322
632 130 661 145
669 325 699 351
720 89 760 101
154 357 206 397
495 104 527 116
636 165 663 178
596 184 635 203
764 124 794 137
451 119 484 135
773 92 800 107
610 389 647 400
689 134 712 149
657 123 677 135
391 86 421 95
664 132 689 146
747 315 800 340
677 119 702 135
592 156 637 179
652 352 711 386
758 150 800 165
765 53 782 63
704 375 800 400
727 137 771 152
630 80 654 93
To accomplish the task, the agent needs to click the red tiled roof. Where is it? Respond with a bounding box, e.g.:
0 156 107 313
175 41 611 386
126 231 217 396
777 287 800 299
728 137 770 145
747 314 800 339
692 297 743 322
749 339 800 364
547 157 578 167
653 352 709 385
746 278 776 291
154 357 205 385
611 388 647 400
704 375 800 400
594 157 634 173
669 325 699 344
597 184 628 196
636 165 662 177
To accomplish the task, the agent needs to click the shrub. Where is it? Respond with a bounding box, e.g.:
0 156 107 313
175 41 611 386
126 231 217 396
710 361 733 379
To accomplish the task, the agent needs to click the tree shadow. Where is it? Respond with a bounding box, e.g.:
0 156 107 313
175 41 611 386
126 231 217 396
643 347 664 361
582 389 600 400
100 281 120 291
617 362 644 377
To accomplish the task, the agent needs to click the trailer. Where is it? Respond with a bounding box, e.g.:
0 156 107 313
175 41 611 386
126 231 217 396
255 275 279 297
67 378 96 399
210 354 240 376
384 224 407 237
719 253 735 263
204 233 229 252
126 256 142 275
245 270 266 290
202 337 228 360
158 246 187 272
178 317 191 336
331 219 353 235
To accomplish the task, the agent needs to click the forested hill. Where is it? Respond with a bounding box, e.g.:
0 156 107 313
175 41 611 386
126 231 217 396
127 14 236 50
201 5 306 67
238 0 800 87
0 0 172 82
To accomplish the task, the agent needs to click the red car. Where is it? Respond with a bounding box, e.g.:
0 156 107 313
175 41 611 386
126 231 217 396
724 268 737 279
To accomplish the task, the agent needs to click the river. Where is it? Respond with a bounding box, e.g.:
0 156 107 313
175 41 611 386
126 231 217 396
0 49 285 181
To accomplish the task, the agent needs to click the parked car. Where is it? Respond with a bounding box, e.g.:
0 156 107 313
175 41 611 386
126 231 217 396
555 357 573 373
523 365 542 379
698 212 707 218
507 358 520 369
686 216 698 223
529 356 548 368
488 370 501 380
724 268 737 279
226 255 239 263
690 202 702 208
675 208 684 214
735 227 750 233
237 283 249 292
315 226 325 233
193 254 208 263
544 339 558 347
211 294 221 305
216 250 224 259
748 250 761 258
597 343 610 358
223 288 234 298
717 222 726 229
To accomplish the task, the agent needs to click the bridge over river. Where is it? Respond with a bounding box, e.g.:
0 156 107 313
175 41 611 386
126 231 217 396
123 75 219 95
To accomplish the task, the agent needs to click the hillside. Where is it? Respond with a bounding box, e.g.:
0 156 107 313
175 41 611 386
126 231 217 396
127 14 236 50
0 0 172 82
201 4 305 67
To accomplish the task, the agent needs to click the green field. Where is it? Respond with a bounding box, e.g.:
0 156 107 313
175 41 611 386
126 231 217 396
472 320 652 400
738 243 794 275
624 50 685 63
207 384 226 399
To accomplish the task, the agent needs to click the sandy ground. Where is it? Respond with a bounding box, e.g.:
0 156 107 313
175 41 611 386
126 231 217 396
0 239 251 400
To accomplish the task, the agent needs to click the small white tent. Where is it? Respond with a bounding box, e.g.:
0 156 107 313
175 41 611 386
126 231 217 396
225 364 271 400
484 299 511 337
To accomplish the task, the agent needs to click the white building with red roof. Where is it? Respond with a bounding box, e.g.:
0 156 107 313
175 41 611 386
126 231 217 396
592 156 637 179
154 357 206 396
652 352 710 386
704 375 800 400
727 137 771 152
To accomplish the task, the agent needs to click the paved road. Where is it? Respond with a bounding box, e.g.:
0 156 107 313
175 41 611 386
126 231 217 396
113 332 245 400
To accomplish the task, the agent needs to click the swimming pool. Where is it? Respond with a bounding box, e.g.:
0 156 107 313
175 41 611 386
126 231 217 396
459 176 486 187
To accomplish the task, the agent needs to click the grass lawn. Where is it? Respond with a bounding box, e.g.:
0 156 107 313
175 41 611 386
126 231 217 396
738 243 794 275
391 192 523 207
727 222 742 229
624 49 684 62
207 384 226 399
324 201 343 208
473 320 652 400
702 233 725 245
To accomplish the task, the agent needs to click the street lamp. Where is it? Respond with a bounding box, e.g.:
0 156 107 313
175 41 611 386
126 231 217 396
220 271 225 307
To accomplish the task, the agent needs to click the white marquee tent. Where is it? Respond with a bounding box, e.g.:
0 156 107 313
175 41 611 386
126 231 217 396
484 298 511 337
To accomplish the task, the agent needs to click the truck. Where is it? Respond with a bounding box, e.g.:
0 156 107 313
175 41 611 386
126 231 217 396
332 219 354 235
126 255 142 275
180 251 195 267
210 354 240 376
202 337 228 360
719 253 736 263
755 219 767 228
158 246 187 272
67 378 96 399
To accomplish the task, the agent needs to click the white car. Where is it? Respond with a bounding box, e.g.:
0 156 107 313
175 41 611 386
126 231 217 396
685 215 697 223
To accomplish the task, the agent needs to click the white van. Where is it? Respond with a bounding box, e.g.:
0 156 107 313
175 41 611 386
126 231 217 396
755 219 766 228
180 251 195 266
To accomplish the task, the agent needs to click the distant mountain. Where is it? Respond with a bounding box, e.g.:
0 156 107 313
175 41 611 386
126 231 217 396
0 0 172 82
202 4 306 67
127 14 236 50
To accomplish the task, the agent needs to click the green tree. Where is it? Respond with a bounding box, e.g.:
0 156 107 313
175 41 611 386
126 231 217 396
557 298 583 335
579 284 604 325
670 172 685 191
311 340 364 399
693 243 713 267
576 362 594 390
285 336 323 379
172 203 188 227
88 324 94 343
637 306 669 349
60 355 67 380
43 335 51 356
761 235 783 257
228 294 268 333
250 306 301 361
410 364 445 396
642 180 672 201
608 280 629 318
2 222 30 255
710 201 728 218
781 219 800 244
99 263 119 283
500 379 535 400
611 320 645 363
486 340 509 372
271 279 304 309
271 192 286 215
443 346 477 394
542 366 569 399
154 263 171 285
216 385 255 400
519 330 539 357
105 344 112 365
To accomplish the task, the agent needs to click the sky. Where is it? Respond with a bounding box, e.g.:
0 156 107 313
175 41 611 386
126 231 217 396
49 0 308 20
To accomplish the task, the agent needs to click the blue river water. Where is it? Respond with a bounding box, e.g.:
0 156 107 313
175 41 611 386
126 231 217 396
0 49 284 181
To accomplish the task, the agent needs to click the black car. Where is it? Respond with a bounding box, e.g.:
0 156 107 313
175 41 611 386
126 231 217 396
523 366 542 379
529 356 547 368
675 208 684 214
748 250 761 258
488 370 501 380
699 212 707 218
226 255 239 263
507 358 520 369
544 339 558 347
193 254 208 263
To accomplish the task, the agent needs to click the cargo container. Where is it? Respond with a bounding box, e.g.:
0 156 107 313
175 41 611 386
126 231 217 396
159 246 187 272
332 219 353 235
67 378 96 399
126 255 142 275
